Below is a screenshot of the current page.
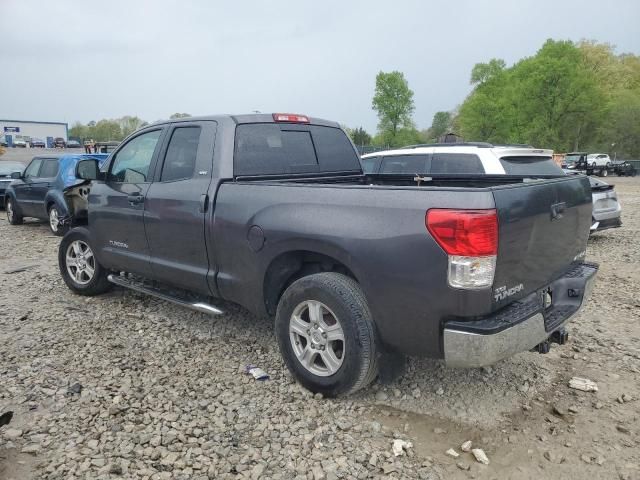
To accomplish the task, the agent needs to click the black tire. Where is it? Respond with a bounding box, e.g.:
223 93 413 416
275 272 378 397
6 197 23 225
600 168 608 177
48 204 69 236
58 227 112 296
591 162 597 168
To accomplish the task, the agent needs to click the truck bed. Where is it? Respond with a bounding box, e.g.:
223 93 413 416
214 172 592 357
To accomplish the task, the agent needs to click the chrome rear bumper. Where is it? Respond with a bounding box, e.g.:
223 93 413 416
444 263 597 368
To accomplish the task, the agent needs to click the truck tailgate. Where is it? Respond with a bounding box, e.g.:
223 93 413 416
491 175 592 308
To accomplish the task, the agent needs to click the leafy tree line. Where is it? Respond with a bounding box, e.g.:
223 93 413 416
454 40 640 156
69 113 191 142
348 40 640 157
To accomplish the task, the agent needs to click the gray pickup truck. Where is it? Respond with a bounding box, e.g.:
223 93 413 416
58 113 597 396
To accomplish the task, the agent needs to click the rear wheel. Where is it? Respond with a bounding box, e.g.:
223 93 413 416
6 198 23 225
600 168 608 177
59 228 112 296
48 205 68 236
275 272 378 397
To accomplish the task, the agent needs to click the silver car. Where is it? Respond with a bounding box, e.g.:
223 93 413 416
589 176 622 233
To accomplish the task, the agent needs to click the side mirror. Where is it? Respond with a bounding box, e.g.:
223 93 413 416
76 159 99 180
10 171 22 179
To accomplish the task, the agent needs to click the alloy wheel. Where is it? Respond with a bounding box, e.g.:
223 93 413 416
289 300 345 377
49 207 59 232
65 240 96 285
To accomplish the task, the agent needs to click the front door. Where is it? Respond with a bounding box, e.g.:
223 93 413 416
88 128 165 277
14 157 43 216
144 121 216 295
30 158 59 218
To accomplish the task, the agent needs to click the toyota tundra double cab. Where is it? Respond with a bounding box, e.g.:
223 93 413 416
57 113 597 396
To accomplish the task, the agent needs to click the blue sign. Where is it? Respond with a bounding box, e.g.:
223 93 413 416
4 126 20 133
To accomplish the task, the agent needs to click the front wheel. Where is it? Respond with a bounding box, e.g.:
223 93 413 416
58 228 112 296
591 162 597 168
275 272 378 397
6 197 23 225
48 204 68 236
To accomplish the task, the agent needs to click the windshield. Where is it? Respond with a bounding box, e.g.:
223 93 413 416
0 162 24 175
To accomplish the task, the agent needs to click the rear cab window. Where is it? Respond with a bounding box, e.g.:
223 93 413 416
234 124 361 176
499 156 564 175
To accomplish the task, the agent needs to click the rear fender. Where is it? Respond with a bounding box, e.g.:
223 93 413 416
44 190 71 218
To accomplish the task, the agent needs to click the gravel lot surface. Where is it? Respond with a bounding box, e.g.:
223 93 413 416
1 172 639 480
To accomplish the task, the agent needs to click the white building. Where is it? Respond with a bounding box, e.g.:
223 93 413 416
0 119 68 147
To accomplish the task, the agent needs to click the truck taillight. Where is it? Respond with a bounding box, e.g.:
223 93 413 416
272 113 310 123
426 209 498 289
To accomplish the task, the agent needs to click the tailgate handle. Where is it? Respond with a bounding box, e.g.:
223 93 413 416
550 202 566 220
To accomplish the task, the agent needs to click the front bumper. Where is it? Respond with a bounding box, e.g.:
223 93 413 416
443 262 598 368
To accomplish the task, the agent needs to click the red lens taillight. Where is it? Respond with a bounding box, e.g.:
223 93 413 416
272 113 310 123
426 209 498 256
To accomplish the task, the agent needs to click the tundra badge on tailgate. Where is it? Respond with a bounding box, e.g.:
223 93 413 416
494 283 524 302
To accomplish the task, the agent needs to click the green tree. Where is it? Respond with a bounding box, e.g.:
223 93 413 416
371 71 415 146
428 111 452 140
92 119 122 142
458 40 605 151
69 122 87 140
470 58 506 85
349 126 372 146
119 116 148 138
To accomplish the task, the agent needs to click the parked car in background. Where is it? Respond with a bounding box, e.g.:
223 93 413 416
66 139 82 148
366 144 623 236
0 161 25 208
360 143 564 176
587 153 611 168
95 141 120 153
53 137 66 148
5 153 108 235
587 176 622 232
30 138 46 148
13 139 27 148
611 160 636 177
56 116 596 396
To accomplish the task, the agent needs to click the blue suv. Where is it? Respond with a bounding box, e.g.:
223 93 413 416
5 154 108 235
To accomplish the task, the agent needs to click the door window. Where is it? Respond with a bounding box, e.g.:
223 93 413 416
39 159 59 178
160 127 201 182
360 156 380 173
431 153 484 174
109 130 162 183
380 154 428 174
24 158 43 179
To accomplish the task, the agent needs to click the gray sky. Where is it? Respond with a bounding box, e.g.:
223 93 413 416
2 0 639 133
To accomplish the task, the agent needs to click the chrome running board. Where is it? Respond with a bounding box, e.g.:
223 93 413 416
107 274 224 315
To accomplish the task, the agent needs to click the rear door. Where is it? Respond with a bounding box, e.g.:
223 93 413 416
88 128 165 276
491 175 592 308
31 158 59 218
143 121 217 295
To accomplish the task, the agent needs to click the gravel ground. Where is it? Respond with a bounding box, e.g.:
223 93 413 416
1 175 639 480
